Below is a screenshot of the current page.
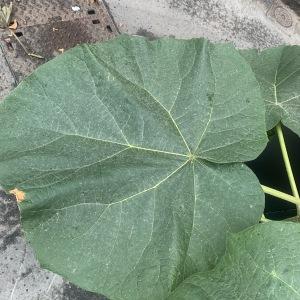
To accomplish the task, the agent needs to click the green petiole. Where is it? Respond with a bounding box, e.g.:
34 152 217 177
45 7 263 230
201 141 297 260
261 185 300 206
276 123 300 214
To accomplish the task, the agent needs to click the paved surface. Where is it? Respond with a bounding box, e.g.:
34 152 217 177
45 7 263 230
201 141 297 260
104 0 300 48
0 0 117 100
0 45 15 100
0 0 300 299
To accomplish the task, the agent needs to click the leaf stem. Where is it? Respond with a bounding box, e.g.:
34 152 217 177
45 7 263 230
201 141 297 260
10 30 44 59
260 214 270 222
261 185 300 206
276 123 300 214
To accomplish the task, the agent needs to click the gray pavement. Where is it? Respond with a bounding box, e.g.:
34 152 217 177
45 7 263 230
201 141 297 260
0 45 15 100
104 0 300 48
0 0 300 299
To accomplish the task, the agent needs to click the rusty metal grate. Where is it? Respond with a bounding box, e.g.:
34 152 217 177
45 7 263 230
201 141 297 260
0 0 118 93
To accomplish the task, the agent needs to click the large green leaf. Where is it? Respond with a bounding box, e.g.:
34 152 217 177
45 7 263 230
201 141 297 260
169 222 300 300
241 46 300 135
0 36 267 299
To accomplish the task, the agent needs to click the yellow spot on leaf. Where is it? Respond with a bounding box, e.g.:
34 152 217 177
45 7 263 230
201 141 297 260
188 153 197 162
9 188 26 203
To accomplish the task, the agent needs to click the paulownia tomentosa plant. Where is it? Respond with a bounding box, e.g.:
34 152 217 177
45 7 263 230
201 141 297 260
0 35 300 299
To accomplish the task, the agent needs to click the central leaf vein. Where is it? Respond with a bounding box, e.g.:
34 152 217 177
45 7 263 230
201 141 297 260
83 45 191 154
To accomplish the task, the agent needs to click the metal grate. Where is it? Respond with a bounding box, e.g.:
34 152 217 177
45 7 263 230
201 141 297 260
0 0 118 91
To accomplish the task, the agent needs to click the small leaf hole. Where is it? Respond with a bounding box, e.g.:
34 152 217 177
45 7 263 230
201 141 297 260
106 25 113 32
87 9 95 15
92 19 100 24
15 32 23 37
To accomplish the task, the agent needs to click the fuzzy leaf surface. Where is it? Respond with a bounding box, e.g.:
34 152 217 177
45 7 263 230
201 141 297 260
0 36 267 299
241 46 300 134
169 222 300 300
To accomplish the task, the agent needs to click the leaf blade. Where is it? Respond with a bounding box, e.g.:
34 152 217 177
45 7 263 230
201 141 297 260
0 35 267 299
169 222 300 300
241 45 300 135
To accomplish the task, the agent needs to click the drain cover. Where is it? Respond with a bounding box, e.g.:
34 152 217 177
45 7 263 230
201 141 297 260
0 0 118 94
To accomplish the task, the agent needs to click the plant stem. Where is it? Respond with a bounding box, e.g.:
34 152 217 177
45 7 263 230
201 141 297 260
10 30 44 59
260 214 270 222
261 185 300 206
276 123 300 214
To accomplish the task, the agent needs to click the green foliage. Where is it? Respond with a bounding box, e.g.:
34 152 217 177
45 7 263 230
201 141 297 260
169 222 300 300
241 46 300 135
0 35 299 299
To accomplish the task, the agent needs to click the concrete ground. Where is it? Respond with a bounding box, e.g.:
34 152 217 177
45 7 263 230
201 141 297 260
104 0 300 47
0 0 299 299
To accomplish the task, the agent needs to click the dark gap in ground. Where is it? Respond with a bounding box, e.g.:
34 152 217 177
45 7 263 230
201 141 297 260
281 0 300 16
106 25 112 32
247 125 300 220
63 282 107 300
